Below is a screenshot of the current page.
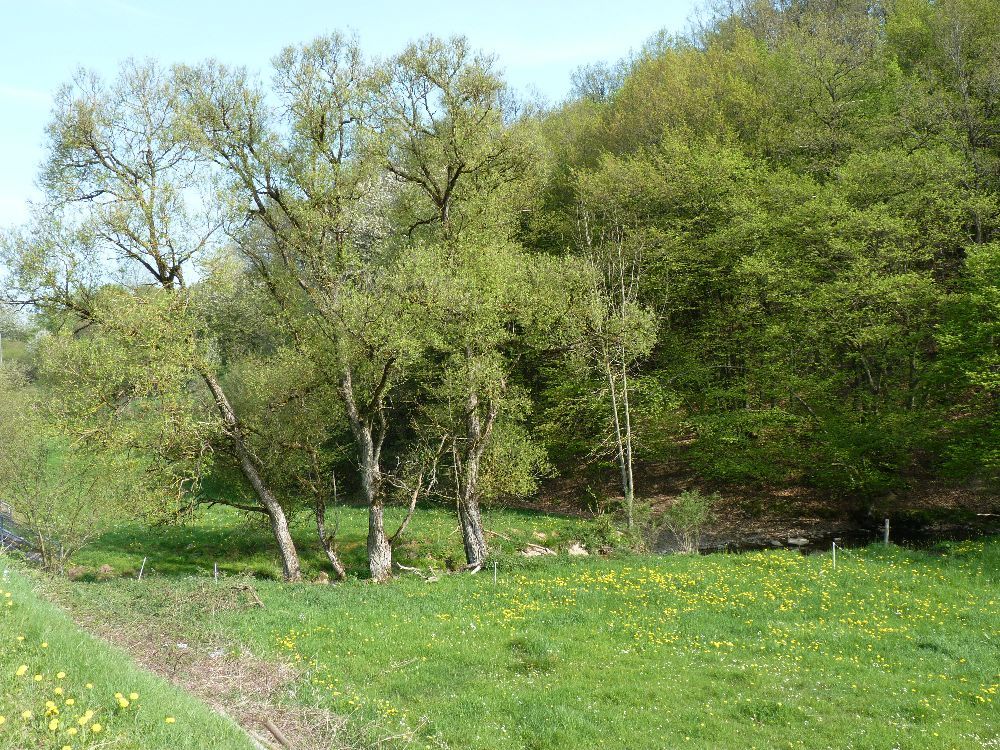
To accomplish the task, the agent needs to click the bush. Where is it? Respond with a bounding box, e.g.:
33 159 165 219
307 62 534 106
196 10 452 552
661 489 717 554
0 368 138 573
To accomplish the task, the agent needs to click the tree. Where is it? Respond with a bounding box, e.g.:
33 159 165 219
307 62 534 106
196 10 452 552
1 61 304 581
372 36 546 567
176 36 431 581
571 216 656 529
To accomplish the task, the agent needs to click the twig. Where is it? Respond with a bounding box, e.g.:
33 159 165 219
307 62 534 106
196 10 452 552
261 717 293 749
234 584 265 608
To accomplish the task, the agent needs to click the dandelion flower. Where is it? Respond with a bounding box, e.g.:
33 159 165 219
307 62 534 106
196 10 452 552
90 723 102 733
21 711 32 720
49 718 60 731
15 665 27 676
165 716 176 724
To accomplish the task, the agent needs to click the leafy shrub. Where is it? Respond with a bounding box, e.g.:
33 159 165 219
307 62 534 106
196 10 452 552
661 490 717 554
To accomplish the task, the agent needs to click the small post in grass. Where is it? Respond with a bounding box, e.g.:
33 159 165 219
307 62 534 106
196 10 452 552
137 556 147 581
493 560 498 585
214 562 219 582
832 542 836 571
883 518 890 545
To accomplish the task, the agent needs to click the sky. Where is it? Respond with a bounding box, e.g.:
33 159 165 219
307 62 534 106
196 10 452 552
0 0 700 226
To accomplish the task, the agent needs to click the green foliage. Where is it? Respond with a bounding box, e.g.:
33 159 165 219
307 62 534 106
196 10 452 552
661 489 718 554
0 369 150 572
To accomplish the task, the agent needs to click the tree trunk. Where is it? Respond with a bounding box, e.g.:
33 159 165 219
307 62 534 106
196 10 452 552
201 371 302 582
368 500 392 582
456 385 493 568
459 493 488 568
606 364 634 529
340 367 394 582
315 496 347 581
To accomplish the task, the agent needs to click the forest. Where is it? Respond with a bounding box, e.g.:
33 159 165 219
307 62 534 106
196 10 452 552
1 1 998 749
1 0 998 584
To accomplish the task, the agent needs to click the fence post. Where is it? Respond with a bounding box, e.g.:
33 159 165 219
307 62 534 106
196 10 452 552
832 541 836 570
137 556 147 581
883 518 890 545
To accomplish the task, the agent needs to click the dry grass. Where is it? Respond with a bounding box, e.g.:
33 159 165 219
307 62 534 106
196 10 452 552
50 576 353 750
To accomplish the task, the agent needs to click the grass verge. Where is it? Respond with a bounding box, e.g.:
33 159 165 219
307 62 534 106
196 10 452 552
0 560 256 750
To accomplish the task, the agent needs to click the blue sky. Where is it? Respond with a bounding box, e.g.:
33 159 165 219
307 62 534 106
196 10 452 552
0 0 699 226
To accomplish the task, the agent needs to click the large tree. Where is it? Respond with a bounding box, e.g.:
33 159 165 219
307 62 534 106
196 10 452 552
1 62 304 580
176 35 431 581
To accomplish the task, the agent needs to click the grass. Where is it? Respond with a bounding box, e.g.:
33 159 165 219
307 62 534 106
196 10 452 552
0 561 256 750
49 504 1000 750
71 503 594 580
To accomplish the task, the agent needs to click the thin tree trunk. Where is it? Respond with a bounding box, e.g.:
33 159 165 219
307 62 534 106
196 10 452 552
456 385 494 568
201 371 302 582
315 492 347 581
606 363 633 529
620 352 636 528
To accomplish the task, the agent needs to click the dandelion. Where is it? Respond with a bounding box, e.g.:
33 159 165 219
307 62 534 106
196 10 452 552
15 665 27 676
48 718 60 731
56 671 66 679
21 711 32 720
90 723 102 733
165 716 176 724
129 692 139 701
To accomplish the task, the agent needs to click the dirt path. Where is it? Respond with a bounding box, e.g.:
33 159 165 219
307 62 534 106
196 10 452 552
45 578 354 750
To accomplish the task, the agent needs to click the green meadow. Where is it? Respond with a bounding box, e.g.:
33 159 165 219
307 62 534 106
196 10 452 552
42 506 1000 750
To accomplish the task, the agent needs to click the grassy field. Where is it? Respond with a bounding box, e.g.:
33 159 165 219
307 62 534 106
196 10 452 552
71 503 594 580
0 562 255 750
46 505 1000 750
